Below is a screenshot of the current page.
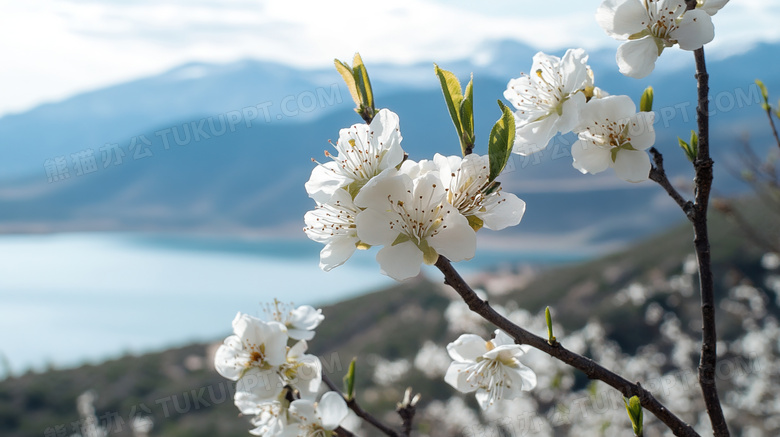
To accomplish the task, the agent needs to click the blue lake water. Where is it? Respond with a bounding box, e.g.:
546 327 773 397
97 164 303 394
0 232 586 375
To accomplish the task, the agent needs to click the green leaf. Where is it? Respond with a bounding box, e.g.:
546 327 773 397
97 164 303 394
678 137 695 163
689 130 699 159
352 53 374 112
545 306 556 344
640 86 654 112
459 75 475 154
756 79 769 103
434 64 465 153
624 396 643 436
334 59 360 107
343 358 356 401
488 100 516 181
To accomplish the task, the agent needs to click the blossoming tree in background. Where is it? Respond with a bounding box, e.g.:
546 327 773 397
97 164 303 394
214 1 743 436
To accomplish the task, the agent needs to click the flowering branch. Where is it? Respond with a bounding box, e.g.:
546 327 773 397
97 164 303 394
434 255 701 437
321 372 402 437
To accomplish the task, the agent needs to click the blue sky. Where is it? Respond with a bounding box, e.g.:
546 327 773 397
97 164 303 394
0 0 776 117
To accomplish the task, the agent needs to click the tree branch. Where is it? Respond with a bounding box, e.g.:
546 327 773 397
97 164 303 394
321 372 402 437
690 47 730 437
434 255 700 437
649 147 694 219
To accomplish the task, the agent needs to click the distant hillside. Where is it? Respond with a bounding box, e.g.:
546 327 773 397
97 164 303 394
2 201 777 436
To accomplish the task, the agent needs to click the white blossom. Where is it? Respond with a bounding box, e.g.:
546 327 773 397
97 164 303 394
354 160 476 281
571 95 655 182
305 109 403 203
280 340 322 399
445 330 537 410
304 188 364 272
597 0 715 78
696 0 728 15
281 392 349 437
262 301 325 341
434 153 526 231
503 49 592 155
233 393 288 437
215 313 288 401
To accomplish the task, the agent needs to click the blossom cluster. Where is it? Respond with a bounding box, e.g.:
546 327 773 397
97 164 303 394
214 302 350 436
597 0 726 78
304 109 526 280
504 48 656 182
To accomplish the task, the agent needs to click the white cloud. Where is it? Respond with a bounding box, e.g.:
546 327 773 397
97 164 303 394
0 0 777 117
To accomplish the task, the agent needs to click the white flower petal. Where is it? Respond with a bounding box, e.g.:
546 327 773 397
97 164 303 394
353 167 406 211
617 38 660 79
626 112 656 151
513 115 558 155
427 209 476 263
444 362 479 393
355 208 397 246
214 336 244 380
375 241 424 281
479 193 526 231
699 0 728 15
596 0 648 38
671 9 714 50
447 334 487 362
370 109 404 167
474 389 491 410
491 329 516 348
289 398 317 423
319 238 358 272
236 368 285 401
319 392 349 430
506 362 538 392
613 149 651 182
305 162 348 204
571 140 612 175
289 305 324 331
557 92 586 134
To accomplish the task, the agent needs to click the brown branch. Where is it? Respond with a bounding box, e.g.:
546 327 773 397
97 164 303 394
690 47 730 437
334 426 356 437
321 372 402 437
649 147 694 219
764 102 780 150
434 255 700 437
396 404 416 436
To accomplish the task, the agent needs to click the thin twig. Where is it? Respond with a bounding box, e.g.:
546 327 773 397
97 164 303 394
434 256 700 437
764 103 780 150
321 372 402 437
649 147 694 219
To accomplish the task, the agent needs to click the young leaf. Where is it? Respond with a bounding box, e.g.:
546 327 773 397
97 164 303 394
640 86 654 112
343 358 357 401
756 79 769 102
460 75 475 154
352 53 374 112
623 396 644 436
545 306 557 345
488 100 516 181
434 64 465 152
334 59 360 106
